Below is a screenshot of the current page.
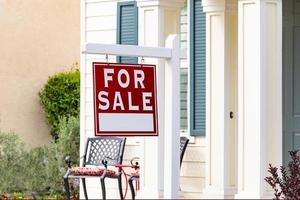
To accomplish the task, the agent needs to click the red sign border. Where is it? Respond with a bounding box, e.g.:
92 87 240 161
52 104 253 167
92 62 158 136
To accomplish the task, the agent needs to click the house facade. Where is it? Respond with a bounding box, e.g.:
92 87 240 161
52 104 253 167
80 0 296 198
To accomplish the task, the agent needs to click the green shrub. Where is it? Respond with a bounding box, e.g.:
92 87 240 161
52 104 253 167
55 116 80 166
39 64 80 139
23 146 51 193
23 145 64 194
0 116 80 196
0 132 27 193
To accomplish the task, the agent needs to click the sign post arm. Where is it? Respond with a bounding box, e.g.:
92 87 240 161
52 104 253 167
164 34 180 198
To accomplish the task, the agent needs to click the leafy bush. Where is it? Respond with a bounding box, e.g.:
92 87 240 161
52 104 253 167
265 150 300 199
54 116 80 197
0 116 80 196
23 145 64 194
39 65 80 139
55 116 80 167
0 132 27 193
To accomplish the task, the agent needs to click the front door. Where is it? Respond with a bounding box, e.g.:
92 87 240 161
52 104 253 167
283 0 300 165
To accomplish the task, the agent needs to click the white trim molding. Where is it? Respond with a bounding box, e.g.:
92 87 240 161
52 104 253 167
236 0 282 198
202 0 238 198
202 0 237 13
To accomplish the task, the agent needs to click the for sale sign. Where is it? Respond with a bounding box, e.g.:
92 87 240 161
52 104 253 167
93 62 158 136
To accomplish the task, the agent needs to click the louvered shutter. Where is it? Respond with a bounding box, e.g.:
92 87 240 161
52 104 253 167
190 0 206 136
117 1 138 63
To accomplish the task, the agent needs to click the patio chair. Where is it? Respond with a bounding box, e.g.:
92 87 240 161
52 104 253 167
63 136 126 200
128 136 189 199
179 136 189 167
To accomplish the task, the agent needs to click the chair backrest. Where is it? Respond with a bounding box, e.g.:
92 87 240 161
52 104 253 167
83 137 126 166
180 136 189 167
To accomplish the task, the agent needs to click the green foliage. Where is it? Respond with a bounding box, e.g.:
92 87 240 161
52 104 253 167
0 116 80 196
55 116 80 167
39 65 80 139
0 132 27 193
23 145 64 194
12 192 26 199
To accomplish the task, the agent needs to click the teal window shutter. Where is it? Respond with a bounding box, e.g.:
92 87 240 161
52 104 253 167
117 1 138 63
190 0 206 136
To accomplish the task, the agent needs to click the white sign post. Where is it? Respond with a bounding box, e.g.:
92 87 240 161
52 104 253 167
82 34 186 198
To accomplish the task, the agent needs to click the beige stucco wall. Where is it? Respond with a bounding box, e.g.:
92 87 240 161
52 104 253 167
0 0 80 146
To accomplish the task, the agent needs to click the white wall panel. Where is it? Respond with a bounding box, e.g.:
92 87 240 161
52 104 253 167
86 30 116 43
86 55 117 61
85 74 93 88
86 2 117 17
86 16 116 31
180 177 205 193
181 162 205 177
85 116 94 131
85 87 94 103
184 146 206 162
85 102 94 116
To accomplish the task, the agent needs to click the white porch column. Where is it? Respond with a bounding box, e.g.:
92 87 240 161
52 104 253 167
202 0 238 198
136 0 184 198
236 0 282 198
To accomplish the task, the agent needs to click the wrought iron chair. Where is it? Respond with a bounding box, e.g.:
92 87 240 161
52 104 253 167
179 136 189 168
128 136 189 199
63 137 126 200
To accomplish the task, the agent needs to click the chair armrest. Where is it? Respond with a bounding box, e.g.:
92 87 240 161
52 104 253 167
130 157 140 170
101 156 115 168
65 155 86 168
101 159 108 169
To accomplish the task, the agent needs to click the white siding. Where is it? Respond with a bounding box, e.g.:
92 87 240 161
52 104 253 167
81 0 205 198
180 3 205 196
82 0 118 138
81 1 133 198
180 137 206 195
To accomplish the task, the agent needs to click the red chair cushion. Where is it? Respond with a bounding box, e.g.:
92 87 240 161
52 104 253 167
131 172 140 177
70 167 116 176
